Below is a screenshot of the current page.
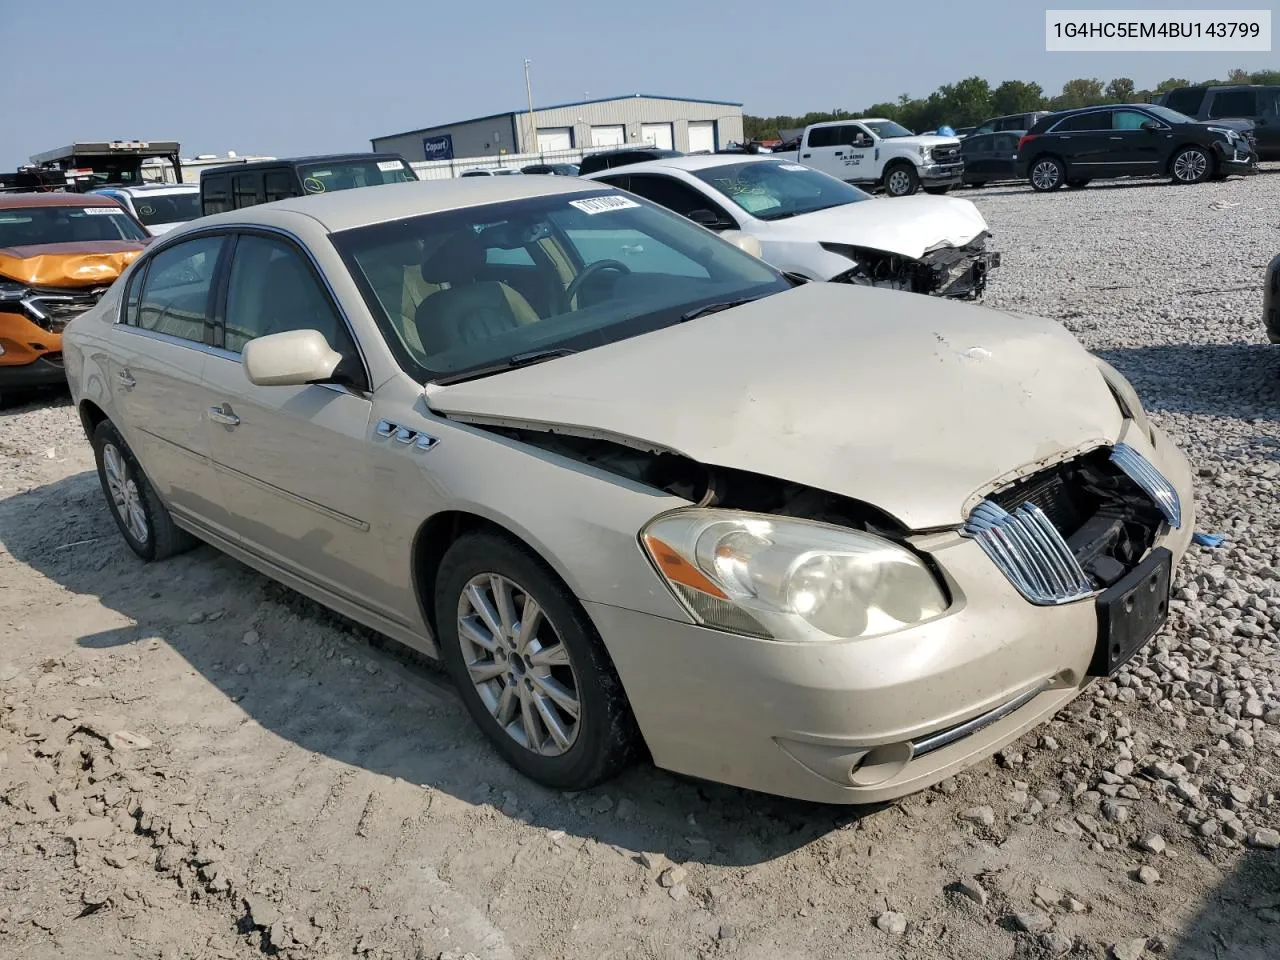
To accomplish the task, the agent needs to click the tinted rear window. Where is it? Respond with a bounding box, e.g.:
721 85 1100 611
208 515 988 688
202 175 231 215
1163 88 1206 115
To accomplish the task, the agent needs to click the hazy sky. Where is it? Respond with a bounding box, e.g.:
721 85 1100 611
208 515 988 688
2 0 1273 167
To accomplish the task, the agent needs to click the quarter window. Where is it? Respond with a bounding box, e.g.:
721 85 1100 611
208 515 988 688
134 236 225 343
202 175 230 215
222 235 345 355
1208 91 1258 118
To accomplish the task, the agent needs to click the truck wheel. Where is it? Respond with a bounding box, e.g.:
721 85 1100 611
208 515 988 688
1170 146 1211 184
1029 156 1065 191
883 163 919 197
923 185 952 195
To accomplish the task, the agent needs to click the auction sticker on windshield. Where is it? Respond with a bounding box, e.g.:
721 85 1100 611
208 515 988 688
377 160 404 172
83 208 128 216
569 196 642 215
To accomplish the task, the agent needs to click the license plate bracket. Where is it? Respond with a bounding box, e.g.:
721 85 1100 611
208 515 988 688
1090 547 1172 677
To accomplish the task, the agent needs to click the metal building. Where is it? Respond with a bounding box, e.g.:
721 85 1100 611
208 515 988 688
370 93 744 162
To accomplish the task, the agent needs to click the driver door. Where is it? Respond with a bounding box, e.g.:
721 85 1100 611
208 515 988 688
842 123 875 179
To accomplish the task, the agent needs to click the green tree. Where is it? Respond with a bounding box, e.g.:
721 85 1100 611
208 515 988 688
1154 77 1191 93
1053 78 1106 110
1105 77 1136 102
1250 69 1280 84
990 80 1046 115
931 76 993 126
1228 68 1250 83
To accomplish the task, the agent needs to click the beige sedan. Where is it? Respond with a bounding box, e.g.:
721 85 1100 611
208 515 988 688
62 178 1195 803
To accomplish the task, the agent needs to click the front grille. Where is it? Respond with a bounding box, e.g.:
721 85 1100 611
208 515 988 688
21 288 107 333
964 501 1094 605
964 445 1180 605
931 145 960 162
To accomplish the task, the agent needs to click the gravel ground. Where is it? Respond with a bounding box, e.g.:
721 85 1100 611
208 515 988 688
1 170 1278 960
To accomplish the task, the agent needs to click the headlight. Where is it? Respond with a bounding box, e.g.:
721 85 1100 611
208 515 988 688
641 509 947 642
0 281 28 302
919 145 928 159
1206 126 1236 141
1096 358 1154 442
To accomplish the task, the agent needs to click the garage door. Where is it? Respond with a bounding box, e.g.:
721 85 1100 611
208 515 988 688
688 120 716 153
641 123 674 150
537 127 573 152
591 125 625 147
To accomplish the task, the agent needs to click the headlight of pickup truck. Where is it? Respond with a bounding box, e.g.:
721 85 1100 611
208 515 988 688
642 509 947 642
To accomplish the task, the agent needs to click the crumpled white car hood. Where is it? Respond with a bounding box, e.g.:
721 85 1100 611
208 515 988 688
762 195 990 260
426 283 1121 531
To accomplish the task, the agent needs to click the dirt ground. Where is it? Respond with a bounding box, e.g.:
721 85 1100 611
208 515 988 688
2 174 1279 960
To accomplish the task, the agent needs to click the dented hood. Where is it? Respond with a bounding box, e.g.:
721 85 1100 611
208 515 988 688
426 283 1122 530
0 241 147 287
763 195 989 260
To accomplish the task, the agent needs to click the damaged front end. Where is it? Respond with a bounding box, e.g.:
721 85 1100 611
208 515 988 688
822 233 1001 299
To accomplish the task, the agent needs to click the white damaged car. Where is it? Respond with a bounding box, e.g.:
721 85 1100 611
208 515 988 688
584 154 1000 298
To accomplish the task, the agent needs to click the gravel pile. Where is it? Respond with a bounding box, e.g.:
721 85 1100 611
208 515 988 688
0 170 1278 960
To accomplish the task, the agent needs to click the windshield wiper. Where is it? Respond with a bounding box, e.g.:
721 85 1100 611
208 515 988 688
679 296 764 323
430 348 577 386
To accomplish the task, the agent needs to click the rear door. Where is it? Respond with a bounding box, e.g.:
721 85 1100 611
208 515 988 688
112 233 232 533
1046 111 1114 176
200 231 400 617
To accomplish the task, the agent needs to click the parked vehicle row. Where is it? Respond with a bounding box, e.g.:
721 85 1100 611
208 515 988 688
62 175 1197 804
773 119 964 197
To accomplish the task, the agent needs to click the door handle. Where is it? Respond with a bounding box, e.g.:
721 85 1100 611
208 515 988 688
117 370 136 389
801 153 810 158
1109 136 1123 140
834 151 844 156
207 406 240 427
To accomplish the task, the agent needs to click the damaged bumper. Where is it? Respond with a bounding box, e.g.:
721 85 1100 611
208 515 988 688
826 233 1001 299
1211 140 1258 175
919 161 964 187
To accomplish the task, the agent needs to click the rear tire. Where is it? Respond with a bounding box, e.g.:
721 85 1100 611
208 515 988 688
92 420 197 562
434 531 639 791
1170 146 1211 184
1029 156 1065 192
883 163 920 197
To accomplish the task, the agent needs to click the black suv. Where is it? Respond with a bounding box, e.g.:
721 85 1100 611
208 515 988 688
1158 85 1279 160
576 148 683 176
199 153 416 216
1017 104 1257 191
972 111 1053 135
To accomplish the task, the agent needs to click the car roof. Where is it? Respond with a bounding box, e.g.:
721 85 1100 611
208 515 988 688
201 153 402 175
194 177 608 232
94 184 198 196
584 154 776 176
0 192 123 209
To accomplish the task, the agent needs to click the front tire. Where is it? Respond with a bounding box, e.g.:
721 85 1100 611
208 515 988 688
92 420 196 562
883 163 919 197
1029 156 1065 191
434 531 639 790
1171 146 1211 184
923 185 952 195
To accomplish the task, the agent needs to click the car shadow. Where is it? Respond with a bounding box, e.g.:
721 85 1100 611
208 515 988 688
1166 847 1280 960
0 469 883 867
1095 342 1280 423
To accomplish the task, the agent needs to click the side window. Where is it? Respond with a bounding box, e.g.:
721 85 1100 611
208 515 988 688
840 125 866 144
135 236 225 342
264 171 299 202
625 174 730 222
1261 89 1280 117
596 174 629 190
222 234 346 357
1113 110 1153 130
202 175 230 215
806 126 837 148
1208 91 1258 118
232 173 264 210
121 261 146 326
1053 112 1109 132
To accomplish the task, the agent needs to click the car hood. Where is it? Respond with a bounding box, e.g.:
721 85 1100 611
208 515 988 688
426 283 1122 530
892 135 961 149
762 195 989 259
1195 118 1254 133
0 241 148 287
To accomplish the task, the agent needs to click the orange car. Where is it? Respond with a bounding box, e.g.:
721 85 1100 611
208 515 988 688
0 193 150 398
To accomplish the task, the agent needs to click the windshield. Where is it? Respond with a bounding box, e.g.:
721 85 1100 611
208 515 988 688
692 160 871 221
332 190 789 382
296 159 416 195
1143 104 1195 125
131 192 201 226
0 205 148 246
863 120 915 139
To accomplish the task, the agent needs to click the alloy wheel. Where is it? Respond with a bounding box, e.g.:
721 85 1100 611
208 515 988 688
103 443 149 545
456 573 581 756
887 170 912 195
1031 160 1061 190
1173 149 1207 182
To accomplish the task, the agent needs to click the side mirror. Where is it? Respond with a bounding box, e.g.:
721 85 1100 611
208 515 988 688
720 230 764 259
1140 121 1160 132
242 329 342 387
688 208 730 230
852 134 873 148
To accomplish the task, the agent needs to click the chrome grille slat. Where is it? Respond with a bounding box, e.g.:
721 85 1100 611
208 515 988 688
963 501 1093 605
1110 443 1182 529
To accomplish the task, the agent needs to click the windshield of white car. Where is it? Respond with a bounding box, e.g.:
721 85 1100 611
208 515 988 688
332 190 789 383
130 192 201 226
1142 104 1195 126
863 120 915 139
296 159 417 195
692 160 872 221
0 205 149 246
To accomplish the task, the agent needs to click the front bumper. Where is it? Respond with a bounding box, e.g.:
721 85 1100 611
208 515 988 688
0 309 65 389
1212 140 1258 175
919 161 963 186
926 244 1001 299
592 424 1194 805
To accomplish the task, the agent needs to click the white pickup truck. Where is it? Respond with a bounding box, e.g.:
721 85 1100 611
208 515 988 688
776 119 964 197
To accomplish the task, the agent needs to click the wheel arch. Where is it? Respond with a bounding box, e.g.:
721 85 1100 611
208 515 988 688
78 399 109 442
1166 141 1217 176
